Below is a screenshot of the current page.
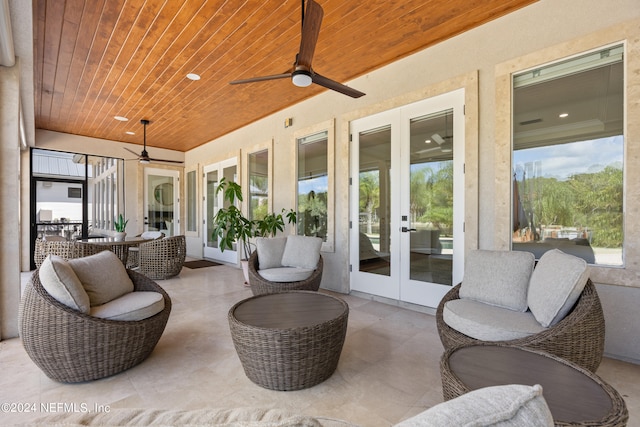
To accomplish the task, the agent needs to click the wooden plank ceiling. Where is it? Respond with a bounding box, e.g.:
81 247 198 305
34 0 537 153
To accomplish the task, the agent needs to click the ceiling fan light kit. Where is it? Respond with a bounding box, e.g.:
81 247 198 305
292 69 313 87
123 119 183 164
229 0 365 99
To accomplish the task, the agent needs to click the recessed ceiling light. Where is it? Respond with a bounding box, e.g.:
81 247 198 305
559 113 569 118
114 116 128 121
125 131 135 135
187 73 201 81
424 139 432 144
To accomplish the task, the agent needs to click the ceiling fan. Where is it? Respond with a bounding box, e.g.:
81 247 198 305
124 119 183 164
229 0 365 98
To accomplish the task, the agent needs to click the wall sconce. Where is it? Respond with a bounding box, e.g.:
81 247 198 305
284 118 293 128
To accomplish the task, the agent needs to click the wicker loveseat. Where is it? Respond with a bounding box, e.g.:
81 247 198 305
19 267 171 383
436 250 605 373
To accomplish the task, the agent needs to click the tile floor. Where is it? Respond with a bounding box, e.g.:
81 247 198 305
2 263 639 426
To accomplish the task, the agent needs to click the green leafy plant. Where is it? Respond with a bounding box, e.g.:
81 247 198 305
211 178 296 259
114 214 128 232
256 208 297 238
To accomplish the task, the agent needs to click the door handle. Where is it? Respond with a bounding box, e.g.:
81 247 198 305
401 227 417 232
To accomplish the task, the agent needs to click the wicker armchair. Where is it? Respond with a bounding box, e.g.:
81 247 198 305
126 231 165 269
137 235 186 279
247 250 323 296
34 238 106 268
436 279 605 373
19 268 171 383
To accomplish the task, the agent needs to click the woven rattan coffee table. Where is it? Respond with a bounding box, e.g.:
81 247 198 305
228 291 349 391
440 344 628 426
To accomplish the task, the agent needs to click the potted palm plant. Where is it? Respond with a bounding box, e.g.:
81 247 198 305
211 178 296 283
211 178 255 259
114 214 128 241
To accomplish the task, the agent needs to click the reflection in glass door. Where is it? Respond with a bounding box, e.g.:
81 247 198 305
144 168 179 237
350 89 464 308
203 158 238 263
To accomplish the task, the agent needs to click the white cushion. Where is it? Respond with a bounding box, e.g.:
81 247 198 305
141 231 163 239
528 249 589 327
460 250 535 312
68 250 134 306
258 267 315 283
90 291 165 321
42 235 67 242
255 237 287 269
443 299 546 341
395 384 553 427
39 255 90 313
281 235 322 269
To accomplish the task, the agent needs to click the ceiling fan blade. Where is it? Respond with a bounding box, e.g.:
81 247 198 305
147 157 184 164
230 72 292 85
297 0 323 69
312 73 365 98
123 147 141 158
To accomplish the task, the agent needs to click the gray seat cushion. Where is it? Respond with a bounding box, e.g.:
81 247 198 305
39 255 91 313
281 235 322 269
255 237 287 269
68 250 134 306
258 267 315 283
460 250 535 312
90 291 165 321
395 384 553 426
528 249 589 327
443 299 546 341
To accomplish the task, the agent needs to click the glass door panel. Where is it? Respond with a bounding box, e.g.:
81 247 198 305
358 126 392 277
407 111 453 286
205 169 219 250
145 169 179 237
203 158 238 263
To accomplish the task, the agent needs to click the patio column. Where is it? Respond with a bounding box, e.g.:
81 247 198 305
0 63 21 339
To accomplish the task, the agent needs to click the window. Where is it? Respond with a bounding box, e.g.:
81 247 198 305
248 150 269 221
186 170 197 233
512 45 624 266
30 148 125 268
297 131 329 242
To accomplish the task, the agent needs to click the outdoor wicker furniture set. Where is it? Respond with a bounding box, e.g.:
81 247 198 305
435 249 627 426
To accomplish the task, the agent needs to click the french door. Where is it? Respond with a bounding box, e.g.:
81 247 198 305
144 168 180 236
350 89 465 308
203 158 238 263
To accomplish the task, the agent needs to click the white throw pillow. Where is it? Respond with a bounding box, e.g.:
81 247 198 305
255 237 287 269
395 384 553 426
460 250 535 312
39 255 90 313
281 235 322 269
68 250 134 306
528 249 589 327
